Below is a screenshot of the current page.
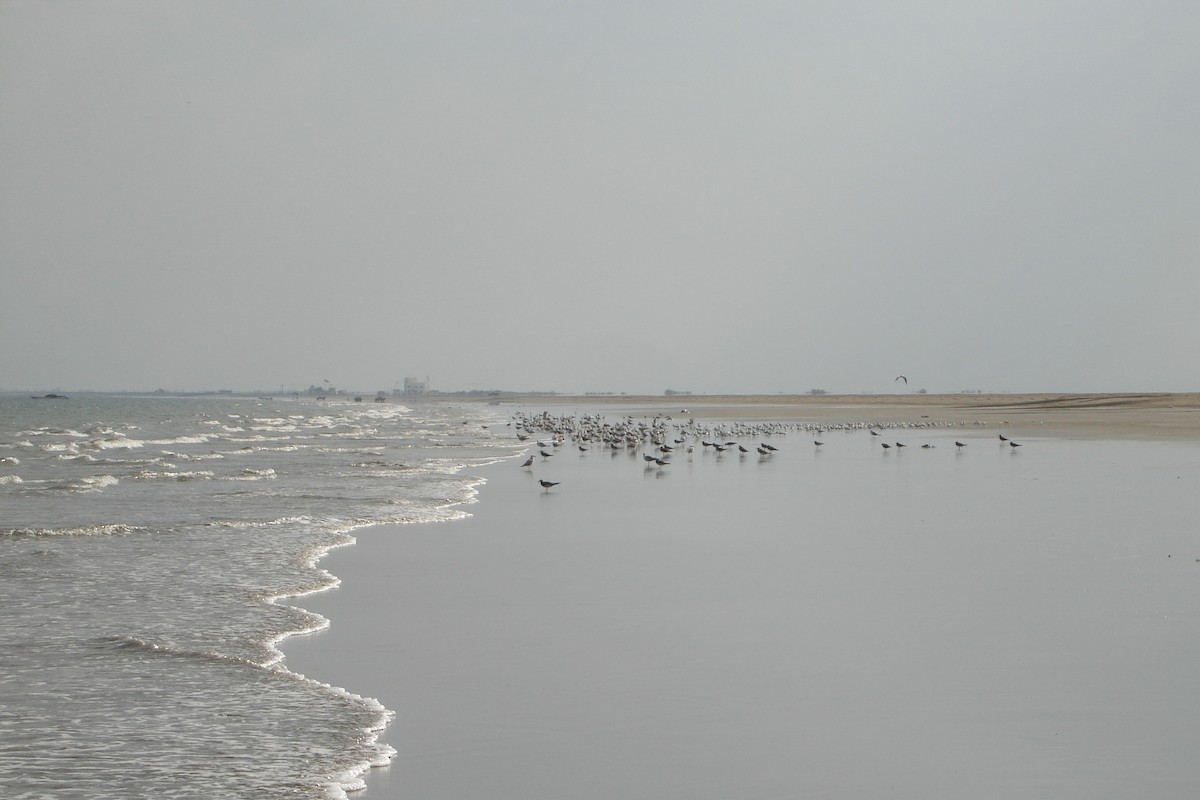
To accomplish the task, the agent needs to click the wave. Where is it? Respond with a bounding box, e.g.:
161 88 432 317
3 523 144 538
160 449 226 462
19 426 88 437
132 469 215 481
0 474 23 485
39 441 79 453
146 434 215 445
203 515 321 530
225 468 277 481
51 474 120 492
94 629 397 800
87 436 145 450
1 455 20 465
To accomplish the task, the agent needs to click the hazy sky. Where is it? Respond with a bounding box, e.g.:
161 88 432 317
2 2 1197 394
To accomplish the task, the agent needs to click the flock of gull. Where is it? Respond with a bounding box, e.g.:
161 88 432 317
504 410 1021 491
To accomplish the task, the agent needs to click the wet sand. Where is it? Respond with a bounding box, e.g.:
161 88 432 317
284 396 1200 799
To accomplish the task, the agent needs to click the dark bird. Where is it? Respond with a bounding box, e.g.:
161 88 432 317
520 455 534 468
654 458 670 466
881 442 892 449
999 434 1008 441
870 429 880 436
895 442 906 448
579 446 588 452
955 441 966 448
757 446 770 455
814 440 824 446
921 444 934 449
1009 441 1022 448
895 375 908 384
540 450 552 459
761 443 778 451
539 479 559 491
738 445 749 453
643 453 658 464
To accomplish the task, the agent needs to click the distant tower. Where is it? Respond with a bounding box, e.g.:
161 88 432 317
403 376 429 395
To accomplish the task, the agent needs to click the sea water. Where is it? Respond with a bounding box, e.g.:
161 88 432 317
305 408 1200 799
0 394 517 799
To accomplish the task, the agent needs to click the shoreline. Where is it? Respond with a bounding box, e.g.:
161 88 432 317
282 398 1200 798
433 392 1200 440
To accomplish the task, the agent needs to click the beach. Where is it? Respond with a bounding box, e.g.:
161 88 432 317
283 395 1200 799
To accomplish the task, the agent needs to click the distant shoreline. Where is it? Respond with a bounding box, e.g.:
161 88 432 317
448 392 1200 441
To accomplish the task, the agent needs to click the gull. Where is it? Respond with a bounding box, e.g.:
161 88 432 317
814 440 824 446
955 441 966 448
540 450 553 459
539 479 559 491
998 434 1009 441
895 375 908 384
895 442 906 448
881 442 892 449
1009 441 1022 448
520 455 534 468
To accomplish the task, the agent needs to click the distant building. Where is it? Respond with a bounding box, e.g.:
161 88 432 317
403 376 429 395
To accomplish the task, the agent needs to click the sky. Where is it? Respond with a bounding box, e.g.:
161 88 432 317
2 1 1197 395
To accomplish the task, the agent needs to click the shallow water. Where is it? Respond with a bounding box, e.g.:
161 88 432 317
295 410 1200 799
0 394 517 798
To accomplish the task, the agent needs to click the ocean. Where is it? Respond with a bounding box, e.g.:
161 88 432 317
6 395 1200 799
0 393 517 799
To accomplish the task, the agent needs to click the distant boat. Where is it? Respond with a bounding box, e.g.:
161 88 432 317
31 393 67 399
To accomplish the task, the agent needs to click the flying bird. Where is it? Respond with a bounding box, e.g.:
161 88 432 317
895 375 908 384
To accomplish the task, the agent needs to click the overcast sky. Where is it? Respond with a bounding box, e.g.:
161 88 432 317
2 2 1197 394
